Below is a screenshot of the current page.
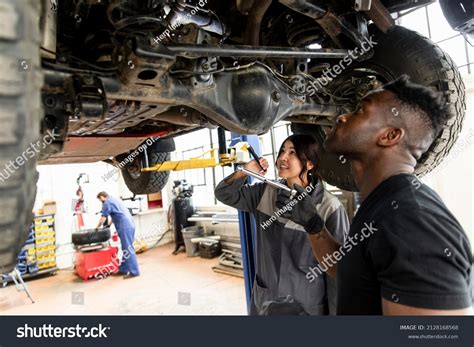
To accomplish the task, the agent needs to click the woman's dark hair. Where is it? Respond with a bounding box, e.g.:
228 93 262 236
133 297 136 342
276 134 322 183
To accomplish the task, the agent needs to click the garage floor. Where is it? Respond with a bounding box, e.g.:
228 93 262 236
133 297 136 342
0 243 246 315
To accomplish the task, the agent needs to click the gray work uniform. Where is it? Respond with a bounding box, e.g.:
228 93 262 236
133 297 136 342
215 174 349 315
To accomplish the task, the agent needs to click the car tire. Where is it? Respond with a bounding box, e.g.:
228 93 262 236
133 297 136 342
72 228 111 246
293 25 466 191
0 0 42 273
118 138 175 195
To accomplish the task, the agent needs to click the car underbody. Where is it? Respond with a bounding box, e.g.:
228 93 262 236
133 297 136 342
39 0 439 164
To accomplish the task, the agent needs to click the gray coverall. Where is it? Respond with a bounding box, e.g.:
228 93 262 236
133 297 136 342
215 175 349 315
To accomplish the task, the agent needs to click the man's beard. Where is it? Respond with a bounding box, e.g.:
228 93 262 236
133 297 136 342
324 136 365 160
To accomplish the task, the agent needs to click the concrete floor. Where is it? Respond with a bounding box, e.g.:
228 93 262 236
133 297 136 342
0 243 246 315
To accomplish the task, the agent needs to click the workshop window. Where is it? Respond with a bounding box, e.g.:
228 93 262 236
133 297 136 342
174 146 207 187
399 2 473 74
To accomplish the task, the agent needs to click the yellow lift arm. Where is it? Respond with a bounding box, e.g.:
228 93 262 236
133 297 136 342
142 141 252 172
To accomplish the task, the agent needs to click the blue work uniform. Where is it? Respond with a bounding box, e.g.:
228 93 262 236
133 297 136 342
101 196 140 276
215 175 349 315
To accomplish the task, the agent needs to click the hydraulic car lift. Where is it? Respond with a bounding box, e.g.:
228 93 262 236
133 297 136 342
142 140 252 172
231 133 259 312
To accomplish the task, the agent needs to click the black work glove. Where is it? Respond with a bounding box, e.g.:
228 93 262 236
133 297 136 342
276 184 324 234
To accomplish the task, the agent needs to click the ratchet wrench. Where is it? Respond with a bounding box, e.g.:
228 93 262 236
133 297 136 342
236 166 297 198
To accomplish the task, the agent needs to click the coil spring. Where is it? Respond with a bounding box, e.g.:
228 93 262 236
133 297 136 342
286 20 324 47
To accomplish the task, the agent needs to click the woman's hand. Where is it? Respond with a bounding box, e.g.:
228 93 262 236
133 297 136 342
225 158 269 183
276 184 324 234
244 158 269 175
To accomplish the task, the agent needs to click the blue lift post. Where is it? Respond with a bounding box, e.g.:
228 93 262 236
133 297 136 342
229 132 260 314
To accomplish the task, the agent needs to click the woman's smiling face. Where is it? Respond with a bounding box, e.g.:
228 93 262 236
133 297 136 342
276 140 304 180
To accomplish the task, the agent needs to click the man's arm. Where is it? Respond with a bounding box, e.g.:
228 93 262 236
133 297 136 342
275 185 344 279
382 298 473 315
97 199 111 229
308 228 342 279
310 202 350 279
96 216 107 229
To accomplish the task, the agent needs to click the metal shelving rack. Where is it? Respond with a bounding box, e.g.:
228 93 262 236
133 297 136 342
33 214 57 271
1 214 58 286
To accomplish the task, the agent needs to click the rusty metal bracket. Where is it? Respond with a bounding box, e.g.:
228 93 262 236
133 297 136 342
354 0 372 11
365 0 395 33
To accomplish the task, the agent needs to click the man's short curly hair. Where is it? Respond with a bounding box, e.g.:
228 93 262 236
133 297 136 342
383 74 450 141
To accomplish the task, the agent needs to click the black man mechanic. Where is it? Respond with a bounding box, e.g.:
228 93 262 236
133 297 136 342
277 75 472 315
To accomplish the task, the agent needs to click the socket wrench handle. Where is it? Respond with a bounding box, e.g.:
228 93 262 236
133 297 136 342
246 145 266 173
236 166 297 198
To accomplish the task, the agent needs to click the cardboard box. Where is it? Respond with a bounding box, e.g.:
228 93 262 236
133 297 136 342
42 201 57 215
148 192 162 201
147 192 163 209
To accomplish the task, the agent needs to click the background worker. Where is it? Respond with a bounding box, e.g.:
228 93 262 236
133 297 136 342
96 191 140 279
215 134 349 315
278 75 472 315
